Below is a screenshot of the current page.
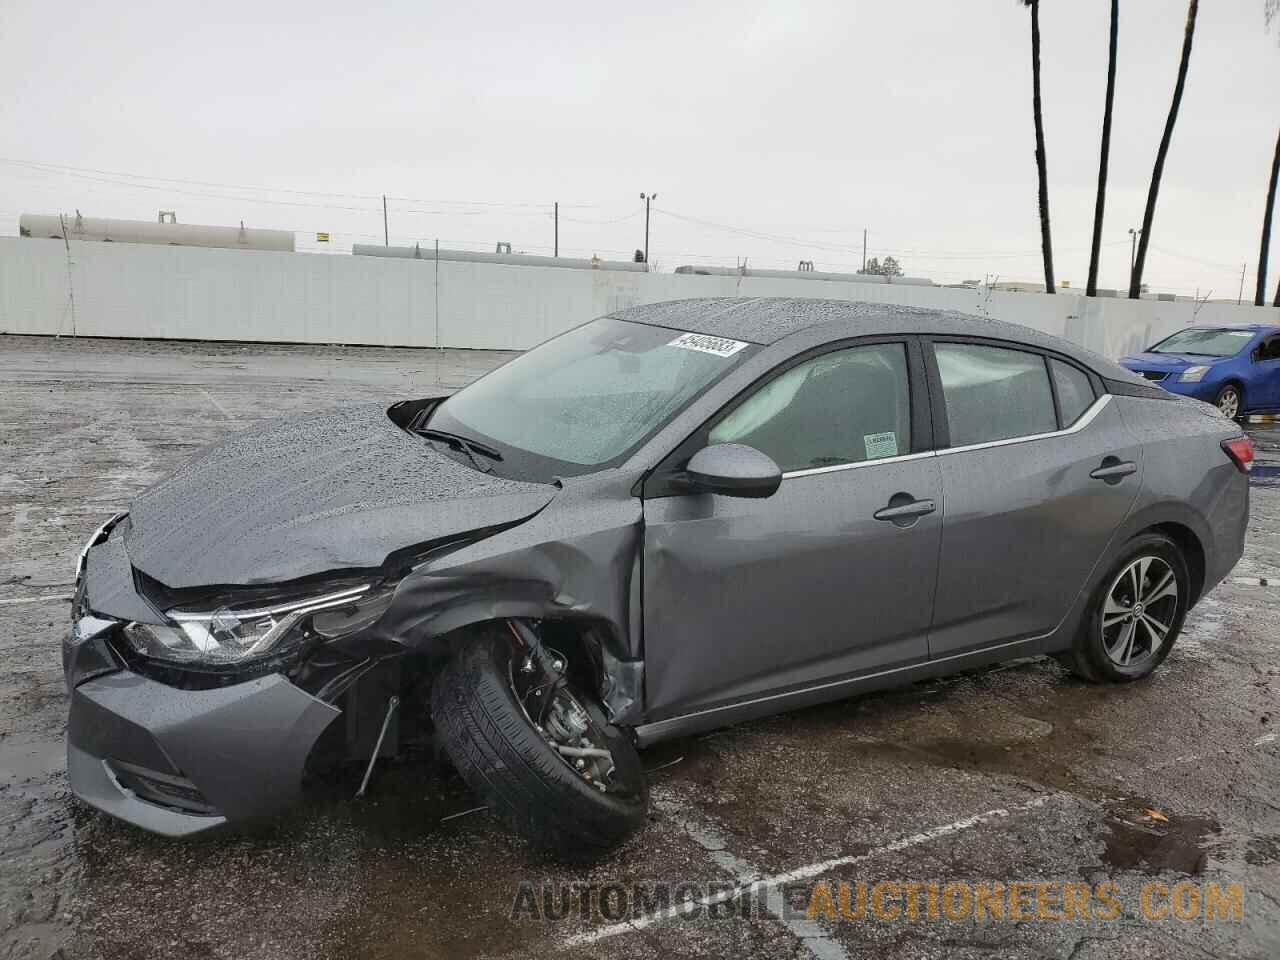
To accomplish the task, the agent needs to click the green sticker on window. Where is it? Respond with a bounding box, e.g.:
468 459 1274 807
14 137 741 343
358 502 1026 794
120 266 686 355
864 431 899 459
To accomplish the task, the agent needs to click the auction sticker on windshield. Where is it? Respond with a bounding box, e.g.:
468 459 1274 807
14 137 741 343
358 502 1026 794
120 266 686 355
667 332 750 358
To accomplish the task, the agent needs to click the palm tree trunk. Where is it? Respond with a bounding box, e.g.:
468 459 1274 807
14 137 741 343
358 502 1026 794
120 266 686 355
1029 0 1056 293
1087 0 1119 297
1129 0 1198 298
1256 127 1280 306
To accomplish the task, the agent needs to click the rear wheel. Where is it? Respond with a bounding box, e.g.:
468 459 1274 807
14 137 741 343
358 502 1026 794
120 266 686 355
1064 534 1189 683
432 624 647 859
1214 383 1242 420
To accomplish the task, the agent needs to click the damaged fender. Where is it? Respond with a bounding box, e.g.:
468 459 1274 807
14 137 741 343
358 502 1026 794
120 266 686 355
364 470 647 723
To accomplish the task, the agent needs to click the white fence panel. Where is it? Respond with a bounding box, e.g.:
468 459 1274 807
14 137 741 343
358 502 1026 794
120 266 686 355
2 237 1276 357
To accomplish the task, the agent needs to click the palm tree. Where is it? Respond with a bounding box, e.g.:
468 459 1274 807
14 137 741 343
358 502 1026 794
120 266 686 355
1257 128 1280 305
1086 0 1119 297
1267 0 1280 306
1021 0 1056 293
1129 0 1198 299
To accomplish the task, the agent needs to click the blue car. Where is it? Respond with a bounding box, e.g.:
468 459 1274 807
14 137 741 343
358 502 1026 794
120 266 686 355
1119 324 1280 420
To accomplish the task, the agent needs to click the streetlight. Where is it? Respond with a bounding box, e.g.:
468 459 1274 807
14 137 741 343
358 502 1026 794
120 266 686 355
640 192 657 266
1128 227 1142 278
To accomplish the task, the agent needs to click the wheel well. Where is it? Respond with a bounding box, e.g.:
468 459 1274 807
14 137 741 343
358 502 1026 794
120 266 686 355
1147 522 1206 605
1218 379 1245 399
538 619 613 701
426 616 619 704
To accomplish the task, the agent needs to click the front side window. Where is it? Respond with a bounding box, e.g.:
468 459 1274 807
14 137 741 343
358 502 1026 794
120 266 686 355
1148 328 1255 358
708 343 911 472
936 343 1057 447
430 317 755 479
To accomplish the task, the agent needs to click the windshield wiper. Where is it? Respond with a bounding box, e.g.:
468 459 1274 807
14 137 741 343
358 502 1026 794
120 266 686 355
413 427 504 472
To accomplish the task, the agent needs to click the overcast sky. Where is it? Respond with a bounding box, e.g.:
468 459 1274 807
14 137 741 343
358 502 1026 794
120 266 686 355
2 0 1278 297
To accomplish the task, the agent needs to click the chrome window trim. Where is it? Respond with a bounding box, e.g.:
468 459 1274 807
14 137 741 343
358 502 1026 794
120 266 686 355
937 393 1110 457
782 449 936 479
780 394 1110 480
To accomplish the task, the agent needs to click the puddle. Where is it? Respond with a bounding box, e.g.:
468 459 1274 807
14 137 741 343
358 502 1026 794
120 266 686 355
1099 798 1220 876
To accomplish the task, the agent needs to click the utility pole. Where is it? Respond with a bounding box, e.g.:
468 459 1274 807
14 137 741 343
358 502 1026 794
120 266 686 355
383 195 389 247
554 202 559 257
863 229 868 272
640 192 657 265
1238 263 1246 305
1128 227 1141 279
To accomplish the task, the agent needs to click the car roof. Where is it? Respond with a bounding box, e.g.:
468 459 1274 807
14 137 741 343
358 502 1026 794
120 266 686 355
607 297 1137 381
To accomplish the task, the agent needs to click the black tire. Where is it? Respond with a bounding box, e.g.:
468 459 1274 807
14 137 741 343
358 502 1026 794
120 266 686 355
1066 533 1189 684
432 625 648 859
1053 648 1103 684
1213 383 1243 421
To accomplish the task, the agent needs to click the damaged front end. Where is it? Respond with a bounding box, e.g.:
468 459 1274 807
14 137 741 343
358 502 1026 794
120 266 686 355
64 482 646 837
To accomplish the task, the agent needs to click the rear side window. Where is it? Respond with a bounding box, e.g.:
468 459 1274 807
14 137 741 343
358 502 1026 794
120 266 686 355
709 343 911 472
935 343 1057 446
1050 359 1095 426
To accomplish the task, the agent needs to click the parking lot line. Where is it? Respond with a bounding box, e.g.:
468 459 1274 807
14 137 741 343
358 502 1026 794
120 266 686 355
562 793 1058 951
0 595 71 606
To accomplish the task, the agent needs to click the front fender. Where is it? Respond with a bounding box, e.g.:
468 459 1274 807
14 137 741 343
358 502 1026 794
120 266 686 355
360 471 647 723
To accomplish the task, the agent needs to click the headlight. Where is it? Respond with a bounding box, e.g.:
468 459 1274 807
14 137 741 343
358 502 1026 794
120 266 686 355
1180 365 1211 382
122 582 394 667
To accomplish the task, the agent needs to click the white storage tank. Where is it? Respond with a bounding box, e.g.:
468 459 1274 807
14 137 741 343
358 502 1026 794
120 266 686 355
19 212 295 252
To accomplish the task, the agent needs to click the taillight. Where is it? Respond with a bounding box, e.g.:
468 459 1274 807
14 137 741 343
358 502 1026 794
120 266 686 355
1221 436 1255 473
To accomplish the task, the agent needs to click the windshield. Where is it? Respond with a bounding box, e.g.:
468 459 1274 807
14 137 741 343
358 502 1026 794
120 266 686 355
1148 328 1255 357
428 317 755 479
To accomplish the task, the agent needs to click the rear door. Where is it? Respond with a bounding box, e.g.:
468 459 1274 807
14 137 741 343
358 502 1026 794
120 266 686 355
641 338 942 721
924 339 1143 657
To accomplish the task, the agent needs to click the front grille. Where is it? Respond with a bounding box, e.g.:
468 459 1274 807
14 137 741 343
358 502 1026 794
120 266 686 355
1141 371 1168 382
107 759 219 816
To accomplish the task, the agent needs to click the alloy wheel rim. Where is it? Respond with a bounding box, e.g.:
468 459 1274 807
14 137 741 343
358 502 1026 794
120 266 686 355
1101 555 1178 667
1218 389 1239 418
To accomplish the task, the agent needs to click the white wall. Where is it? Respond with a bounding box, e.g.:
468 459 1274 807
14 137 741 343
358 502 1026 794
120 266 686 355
2 237 1276 359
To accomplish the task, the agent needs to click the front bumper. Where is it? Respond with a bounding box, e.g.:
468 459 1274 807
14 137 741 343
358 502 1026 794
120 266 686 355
1155 378 1217 402
1123 370 1216 403
67 663 340 836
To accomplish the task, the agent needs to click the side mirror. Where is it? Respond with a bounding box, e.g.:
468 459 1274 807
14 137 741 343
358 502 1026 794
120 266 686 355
683 443 782 499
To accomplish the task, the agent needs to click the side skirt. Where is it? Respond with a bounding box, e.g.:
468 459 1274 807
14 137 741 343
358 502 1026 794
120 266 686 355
631 636 1045 747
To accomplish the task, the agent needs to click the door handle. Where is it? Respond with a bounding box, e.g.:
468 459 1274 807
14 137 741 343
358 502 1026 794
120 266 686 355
1089 458 1137 483
873 498 936 522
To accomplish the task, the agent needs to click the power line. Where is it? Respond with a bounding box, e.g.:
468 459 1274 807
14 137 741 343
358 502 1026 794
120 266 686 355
0 156 596 211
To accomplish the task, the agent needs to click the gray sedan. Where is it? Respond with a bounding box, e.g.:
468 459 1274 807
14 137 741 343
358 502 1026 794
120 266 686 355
64 298 1251 856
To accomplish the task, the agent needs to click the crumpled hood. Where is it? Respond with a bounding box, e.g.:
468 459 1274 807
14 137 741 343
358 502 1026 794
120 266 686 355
124 404 556 589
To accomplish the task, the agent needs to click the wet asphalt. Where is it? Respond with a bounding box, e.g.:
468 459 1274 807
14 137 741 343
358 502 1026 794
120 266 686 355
0 333 1277 960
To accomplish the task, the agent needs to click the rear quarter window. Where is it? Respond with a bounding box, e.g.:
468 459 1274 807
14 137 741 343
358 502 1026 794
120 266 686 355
1050 359 1096 426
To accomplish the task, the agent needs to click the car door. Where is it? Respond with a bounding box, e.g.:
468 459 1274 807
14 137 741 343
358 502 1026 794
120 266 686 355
1251 333 1280 409
924 339 1144 657
641 337 943 722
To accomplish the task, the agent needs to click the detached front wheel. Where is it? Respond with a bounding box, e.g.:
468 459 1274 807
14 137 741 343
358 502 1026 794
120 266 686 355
432 624 647 858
